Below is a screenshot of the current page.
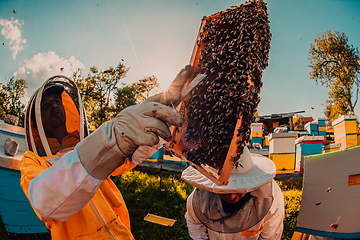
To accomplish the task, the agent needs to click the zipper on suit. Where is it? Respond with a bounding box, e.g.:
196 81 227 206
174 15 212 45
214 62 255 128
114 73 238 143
90 200 115 240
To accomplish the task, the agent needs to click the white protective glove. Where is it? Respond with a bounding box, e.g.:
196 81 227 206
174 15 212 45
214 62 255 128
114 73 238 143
132 64 192 164
78 65 192 180
146 65 192 104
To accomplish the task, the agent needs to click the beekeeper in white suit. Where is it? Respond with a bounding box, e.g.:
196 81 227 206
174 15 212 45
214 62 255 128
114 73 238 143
182 147 285 240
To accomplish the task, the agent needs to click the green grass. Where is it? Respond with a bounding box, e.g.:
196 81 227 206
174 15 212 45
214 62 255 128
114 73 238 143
112 166 194 240
0 167 302 240
277 179 303 240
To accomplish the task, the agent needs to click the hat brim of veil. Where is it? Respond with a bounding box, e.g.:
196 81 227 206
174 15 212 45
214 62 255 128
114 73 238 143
181 153 276 194
43 83 65 97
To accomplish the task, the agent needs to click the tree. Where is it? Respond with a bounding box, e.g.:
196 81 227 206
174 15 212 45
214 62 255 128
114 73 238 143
113 75 160 113
75 63 161 129
309 29 360 122
75 63 129 129
293 114 304 131
133 75 160 102
114 85 137 113
0 77 28 126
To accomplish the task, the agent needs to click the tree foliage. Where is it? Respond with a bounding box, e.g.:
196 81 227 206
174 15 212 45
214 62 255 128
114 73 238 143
113 75 160 113
0 77 27 127
309 29 360 122
293 114 304 131
75 63 161 129
75 63 129 129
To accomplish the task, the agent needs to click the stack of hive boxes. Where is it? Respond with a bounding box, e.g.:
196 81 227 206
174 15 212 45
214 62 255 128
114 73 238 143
250 123 263 147
314 118 326 138
268 132 297 173
332 115 358 150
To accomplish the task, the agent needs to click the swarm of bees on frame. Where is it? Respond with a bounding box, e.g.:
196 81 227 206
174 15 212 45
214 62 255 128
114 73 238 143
170 0 271 171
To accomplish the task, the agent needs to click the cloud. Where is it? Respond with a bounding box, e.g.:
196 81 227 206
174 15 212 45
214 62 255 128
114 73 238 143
0 18 27 59
14 51 85 100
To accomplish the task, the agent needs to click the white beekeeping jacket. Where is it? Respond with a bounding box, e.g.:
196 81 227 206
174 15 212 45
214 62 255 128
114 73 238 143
185 179 284 240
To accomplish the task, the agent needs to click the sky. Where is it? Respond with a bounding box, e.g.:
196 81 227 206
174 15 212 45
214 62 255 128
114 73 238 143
1 0 360 120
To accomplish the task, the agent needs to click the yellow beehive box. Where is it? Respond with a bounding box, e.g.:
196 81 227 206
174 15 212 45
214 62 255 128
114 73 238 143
318 126 326 132
323 143 341 153
332 115 358 150
268 132 297 173
336 134 357 150
251 132 262 138
263 135 269 147
269 153 295 173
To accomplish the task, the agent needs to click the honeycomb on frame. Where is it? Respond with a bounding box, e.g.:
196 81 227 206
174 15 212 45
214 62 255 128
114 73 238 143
166 0 271 185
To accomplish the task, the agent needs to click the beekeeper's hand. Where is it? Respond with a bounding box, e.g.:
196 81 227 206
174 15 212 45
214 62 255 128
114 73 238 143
77 101 184 180
146 65 192 105
131 65 192 164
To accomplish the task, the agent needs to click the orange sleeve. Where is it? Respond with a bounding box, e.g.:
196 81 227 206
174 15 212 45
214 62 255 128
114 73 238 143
110 158 136 176
20 151 52 222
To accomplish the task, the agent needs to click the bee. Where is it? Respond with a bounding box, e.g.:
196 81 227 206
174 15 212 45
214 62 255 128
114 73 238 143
330 223 338 229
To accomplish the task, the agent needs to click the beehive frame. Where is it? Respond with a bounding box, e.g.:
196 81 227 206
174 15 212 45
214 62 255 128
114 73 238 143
166 0 270 185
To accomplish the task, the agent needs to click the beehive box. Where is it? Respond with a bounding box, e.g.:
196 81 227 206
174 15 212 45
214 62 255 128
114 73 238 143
332 115 358 150
323 142 341 153
251 123 263 137
295 136 324 172
305 121 318 136
166 0 271 185
314 118 326 138
251 123 263 146
296 145 360 238
268 132 297 173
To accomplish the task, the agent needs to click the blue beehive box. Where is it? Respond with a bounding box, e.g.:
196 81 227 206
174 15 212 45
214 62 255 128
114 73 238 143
305 121 318 136
251 137 263 146
314 118 326 138
0 167 48 234
296 142 324 155
295 136 324 172
314 118 326 127
0 121 48 234
148 147 164 160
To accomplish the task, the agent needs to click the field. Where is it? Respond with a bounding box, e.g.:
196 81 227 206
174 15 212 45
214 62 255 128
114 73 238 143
0 166 302 240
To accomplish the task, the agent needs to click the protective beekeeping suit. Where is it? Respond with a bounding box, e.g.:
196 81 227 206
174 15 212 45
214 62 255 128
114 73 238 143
182 147 285 240
20 65 191 240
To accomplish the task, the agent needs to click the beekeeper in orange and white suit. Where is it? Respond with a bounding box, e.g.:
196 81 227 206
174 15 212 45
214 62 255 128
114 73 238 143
182 147 285 240
20 65 192 240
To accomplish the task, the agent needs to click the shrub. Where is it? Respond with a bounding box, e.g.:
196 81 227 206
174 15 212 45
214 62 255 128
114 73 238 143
277 179 303 191
281 188 302 239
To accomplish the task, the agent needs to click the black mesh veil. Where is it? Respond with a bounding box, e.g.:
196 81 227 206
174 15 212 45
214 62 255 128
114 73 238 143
192 181 273 233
